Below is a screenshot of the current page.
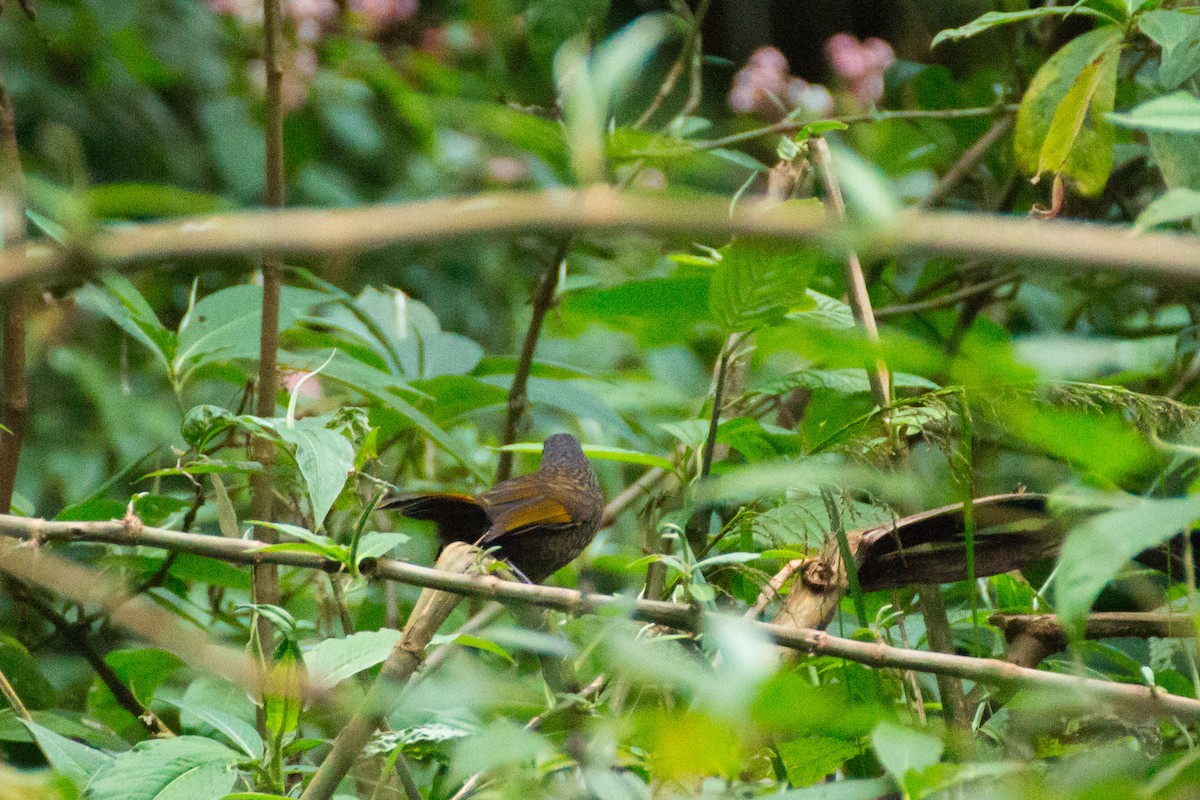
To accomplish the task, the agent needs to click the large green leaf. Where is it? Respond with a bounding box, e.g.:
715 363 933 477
1055 493 1200 637
167 699 262 760
303 629 403 691
1138 10 1200 90
1109 91 1200 133
1135 187 1200 229
870 720 943 791
87 735 242 800
1016 27 1123 196
273 418 356 530
75 272 177 372
932 7 1113 47
709 240 822 332
174 285 326 384
562 274 714 345
777 736 863 787
22 719 114 789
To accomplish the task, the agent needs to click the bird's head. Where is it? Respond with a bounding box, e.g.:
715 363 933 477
539 433 587 470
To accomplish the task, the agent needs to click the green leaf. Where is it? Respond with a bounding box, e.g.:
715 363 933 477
1036 37 1121 192
1016 27 1123 185
1138 10 1200 89
0 635 58 710
87 736 242 800
776 735 863 787
933 7 1112 47
22 719 114 788
1135 187 1200 229
709 240 822 332
870 720 943 787
75 273 177 372
562 274 714 346
440 634 515 663
303 629 402 691
1016 27 1123 196
88 649 184 737
1109 90 1200 133
256 417 355 530
769 777 896 799
716 417 804 462
1055 493 1200 637
247 520 346 561
86 183 234 220
322 287 484 379
166 699 262 759
174 285 325 384
264 641 304 739
355 531 409 563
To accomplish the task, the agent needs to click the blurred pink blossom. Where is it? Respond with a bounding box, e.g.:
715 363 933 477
487 156 527 184
283 370 324 401
729 45 836 119
825 33 894 106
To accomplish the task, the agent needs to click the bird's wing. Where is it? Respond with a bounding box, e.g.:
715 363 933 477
381 492 491 543
479 475 574 543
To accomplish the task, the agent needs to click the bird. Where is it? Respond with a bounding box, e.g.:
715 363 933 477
382 433 603 583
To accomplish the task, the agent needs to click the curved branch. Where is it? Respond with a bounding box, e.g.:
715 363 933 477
6 190 1200 289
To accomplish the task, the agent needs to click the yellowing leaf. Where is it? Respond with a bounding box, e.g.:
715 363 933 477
1037 39 1121 193
1015 27 1123 196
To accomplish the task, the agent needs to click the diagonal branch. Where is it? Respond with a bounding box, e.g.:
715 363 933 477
495 238 570 482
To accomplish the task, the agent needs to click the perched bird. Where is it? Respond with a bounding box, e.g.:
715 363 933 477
382 433 603 583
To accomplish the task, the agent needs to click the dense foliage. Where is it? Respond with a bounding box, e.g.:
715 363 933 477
3 1 1200 799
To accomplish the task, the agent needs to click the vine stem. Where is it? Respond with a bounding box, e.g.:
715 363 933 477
495 238 570 483
0 83 27 514
919 115 1014 210
809 136 889 407
251 0 287 740
634 104 1019 158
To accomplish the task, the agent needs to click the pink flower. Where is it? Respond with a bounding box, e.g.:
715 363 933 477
729 45 837 120
823 32 894 107
729 46 792 116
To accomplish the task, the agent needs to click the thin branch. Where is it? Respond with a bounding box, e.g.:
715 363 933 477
16 587 175 736
917 585 970 732
810 137 889 408
918 116 1015 210
0 83 27 514
991 612 1198 645
635 104 1020 158
1 514 1199 721
252 0 287 683
0 662 29 720
699 342 732 481
874 272 1019 319
633 0 713 128
495 239 570 482
9 190 1200 287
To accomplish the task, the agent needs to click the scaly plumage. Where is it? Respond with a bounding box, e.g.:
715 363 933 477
382 433 603 582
